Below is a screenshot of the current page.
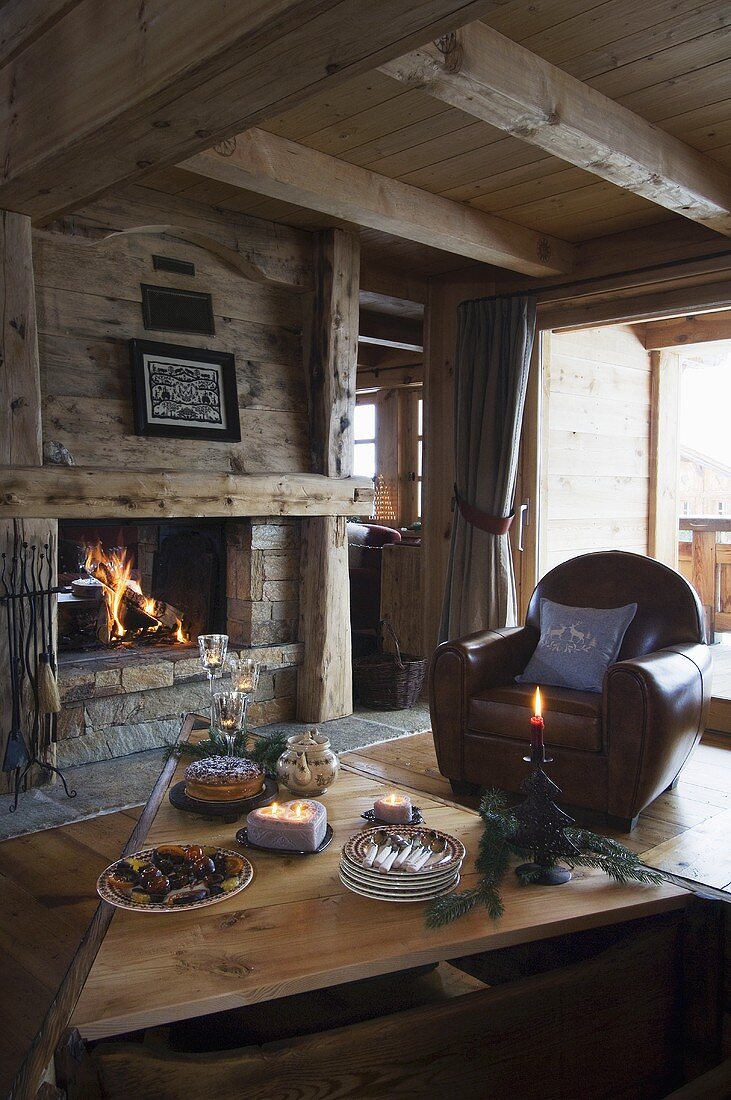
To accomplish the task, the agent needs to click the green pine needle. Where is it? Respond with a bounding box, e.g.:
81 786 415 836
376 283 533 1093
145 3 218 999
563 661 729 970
425 788 663 929
167 729 288 778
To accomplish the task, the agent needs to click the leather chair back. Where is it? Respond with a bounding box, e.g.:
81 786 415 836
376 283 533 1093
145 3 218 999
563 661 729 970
525 551 705 658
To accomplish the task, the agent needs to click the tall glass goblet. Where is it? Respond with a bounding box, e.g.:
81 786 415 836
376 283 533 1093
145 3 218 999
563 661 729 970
229 656 260 743
198 633 229 728
212 690 247 757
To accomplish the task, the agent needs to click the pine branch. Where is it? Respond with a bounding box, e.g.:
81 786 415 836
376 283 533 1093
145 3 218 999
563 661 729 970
167 729 288 778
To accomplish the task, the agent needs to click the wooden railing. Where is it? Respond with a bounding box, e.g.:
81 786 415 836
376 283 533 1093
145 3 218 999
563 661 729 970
678 517 731 640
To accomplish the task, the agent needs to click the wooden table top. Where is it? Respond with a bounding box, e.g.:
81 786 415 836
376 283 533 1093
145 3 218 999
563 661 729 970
71 717 689 1041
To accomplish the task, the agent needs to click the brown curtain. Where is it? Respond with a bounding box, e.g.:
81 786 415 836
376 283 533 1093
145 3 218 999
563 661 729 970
439 295 536 642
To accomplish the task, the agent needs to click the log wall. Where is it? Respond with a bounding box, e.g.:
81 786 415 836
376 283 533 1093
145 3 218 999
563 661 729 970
540 325 652 575
32 194 313 476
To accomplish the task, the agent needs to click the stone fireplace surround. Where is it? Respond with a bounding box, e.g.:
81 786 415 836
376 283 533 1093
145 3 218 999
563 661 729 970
56 516 302 766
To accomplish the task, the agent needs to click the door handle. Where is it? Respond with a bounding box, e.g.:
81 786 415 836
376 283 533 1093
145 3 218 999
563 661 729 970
517 501 529 552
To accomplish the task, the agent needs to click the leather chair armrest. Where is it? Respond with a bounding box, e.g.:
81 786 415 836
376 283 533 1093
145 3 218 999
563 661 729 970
429 626 538 780
605 643 712 821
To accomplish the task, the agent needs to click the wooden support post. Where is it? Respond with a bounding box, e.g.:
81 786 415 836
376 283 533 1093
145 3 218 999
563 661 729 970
298 230 359 722
0 210 56 794
690 526 717 642
649 350 680 569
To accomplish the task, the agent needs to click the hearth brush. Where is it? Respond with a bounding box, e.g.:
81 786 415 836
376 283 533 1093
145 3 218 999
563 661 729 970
1 551 30 773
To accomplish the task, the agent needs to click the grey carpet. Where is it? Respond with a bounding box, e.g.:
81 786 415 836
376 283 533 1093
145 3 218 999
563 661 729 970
0 702 432 841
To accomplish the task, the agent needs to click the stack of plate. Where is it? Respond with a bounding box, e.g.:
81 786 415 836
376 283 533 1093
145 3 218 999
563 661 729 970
339 825 465 903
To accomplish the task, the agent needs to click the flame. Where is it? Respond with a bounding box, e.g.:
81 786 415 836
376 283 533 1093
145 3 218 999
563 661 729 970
82 541 186 646
534 686 542 720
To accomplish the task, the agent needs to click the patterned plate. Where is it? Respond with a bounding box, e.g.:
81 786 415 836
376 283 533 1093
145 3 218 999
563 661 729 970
342 826 466 876
97 845 254 913
339 869 461 903
339 860 461 894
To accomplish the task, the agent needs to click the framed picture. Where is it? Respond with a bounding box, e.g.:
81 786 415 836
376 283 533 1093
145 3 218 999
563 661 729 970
129 339 241 442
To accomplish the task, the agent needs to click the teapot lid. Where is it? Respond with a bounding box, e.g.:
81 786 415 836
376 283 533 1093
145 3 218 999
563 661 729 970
288 727 328 748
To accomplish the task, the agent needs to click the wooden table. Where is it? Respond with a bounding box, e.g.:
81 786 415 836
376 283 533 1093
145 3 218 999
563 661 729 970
73 719 687 1036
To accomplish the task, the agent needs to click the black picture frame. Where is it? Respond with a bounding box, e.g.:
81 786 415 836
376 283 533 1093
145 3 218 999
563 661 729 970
129 339 241 442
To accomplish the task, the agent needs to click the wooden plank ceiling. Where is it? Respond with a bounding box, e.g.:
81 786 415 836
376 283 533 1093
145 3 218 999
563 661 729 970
140 0 731 277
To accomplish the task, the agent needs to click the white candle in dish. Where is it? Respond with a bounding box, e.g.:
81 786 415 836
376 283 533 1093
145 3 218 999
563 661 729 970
374 792 412 824
246 799 327 851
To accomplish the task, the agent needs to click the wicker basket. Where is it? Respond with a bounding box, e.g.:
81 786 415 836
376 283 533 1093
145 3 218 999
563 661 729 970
354 620 427 710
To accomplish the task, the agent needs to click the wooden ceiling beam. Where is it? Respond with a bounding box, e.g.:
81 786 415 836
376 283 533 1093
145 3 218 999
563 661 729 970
380 22 731 237
0 0 500 222
640 309 731 350
182 129 575 277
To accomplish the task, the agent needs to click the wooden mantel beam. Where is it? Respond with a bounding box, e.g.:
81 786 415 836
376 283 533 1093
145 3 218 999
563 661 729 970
380 23 731 237
0 0 500 223
182 129 575 277
0 468 373 520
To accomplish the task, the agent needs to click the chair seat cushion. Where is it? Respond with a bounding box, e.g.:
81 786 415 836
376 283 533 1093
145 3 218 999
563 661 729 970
516 598 637 692
469 682 603 752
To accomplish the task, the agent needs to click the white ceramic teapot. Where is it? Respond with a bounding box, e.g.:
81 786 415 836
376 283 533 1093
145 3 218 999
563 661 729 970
276 729 339 796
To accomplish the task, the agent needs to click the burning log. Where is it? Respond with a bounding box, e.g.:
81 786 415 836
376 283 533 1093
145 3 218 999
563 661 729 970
86 551 186 644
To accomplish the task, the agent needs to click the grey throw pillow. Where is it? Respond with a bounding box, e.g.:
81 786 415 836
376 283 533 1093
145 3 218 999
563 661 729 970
517 598 638 693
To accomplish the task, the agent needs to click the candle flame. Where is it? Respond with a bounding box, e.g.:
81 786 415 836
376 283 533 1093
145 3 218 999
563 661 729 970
534 686 542 719
294 803 303 817
386 792 400 804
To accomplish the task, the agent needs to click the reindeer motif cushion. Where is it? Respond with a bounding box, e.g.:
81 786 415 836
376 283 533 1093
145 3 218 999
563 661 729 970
516 598 638 693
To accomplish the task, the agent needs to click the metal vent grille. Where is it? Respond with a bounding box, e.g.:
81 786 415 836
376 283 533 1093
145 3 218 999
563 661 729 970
152 254 196 276
141 284 215 336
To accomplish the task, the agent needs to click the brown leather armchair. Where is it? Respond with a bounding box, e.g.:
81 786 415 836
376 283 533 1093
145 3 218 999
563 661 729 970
429 551 712 830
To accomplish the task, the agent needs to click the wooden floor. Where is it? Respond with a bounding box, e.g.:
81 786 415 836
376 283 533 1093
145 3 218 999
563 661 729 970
1 728 729 1097
0 808 141 1099
711 642 731 734
343 731 731 892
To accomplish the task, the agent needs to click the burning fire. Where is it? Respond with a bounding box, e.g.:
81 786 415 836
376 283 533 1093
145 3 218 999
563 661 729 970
83 542 187 645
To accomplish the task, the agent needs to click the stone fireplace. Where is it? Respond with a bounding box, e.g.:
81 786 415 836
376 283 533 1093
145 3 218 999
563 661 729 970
55 517 303 767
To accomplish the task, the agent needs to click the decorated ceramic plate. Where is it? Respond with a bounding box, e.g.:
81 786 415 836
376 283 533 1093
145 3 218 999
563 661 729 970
97 843 254 913
339 858 462 891
342 826 466 876
338 868 461 903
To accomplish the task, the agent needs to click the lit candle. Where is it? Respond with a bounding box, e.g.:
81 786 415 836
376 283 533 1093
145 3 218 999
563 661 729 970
373 791 413 824
247 798 327 851
530 687 545 750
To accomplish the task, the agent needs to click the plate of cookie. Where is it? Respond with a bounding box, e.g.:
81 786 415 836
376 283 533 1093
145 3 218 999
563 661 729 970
97 842 254 912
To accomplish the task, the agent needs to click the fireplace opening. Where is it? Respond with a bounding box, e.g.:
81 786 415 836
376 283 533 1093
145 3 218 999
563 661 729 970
58 520 226 654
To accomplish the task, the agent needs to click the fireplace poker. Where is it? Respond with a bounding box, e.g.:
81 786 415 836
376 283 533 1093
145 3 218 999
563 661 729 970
36 544 61 726
0 552 30 774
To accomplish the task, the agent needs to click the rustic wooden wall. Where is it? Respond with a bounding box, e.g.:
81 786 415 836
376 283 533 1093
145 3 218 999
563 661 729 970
32 194 313 476
540 325 652 575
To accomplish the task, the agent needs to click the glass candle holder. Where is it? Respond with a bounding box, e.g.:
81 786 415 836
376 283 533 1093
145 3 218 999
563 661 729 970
212 690 247 756
230 655 260 696
198 634 229 727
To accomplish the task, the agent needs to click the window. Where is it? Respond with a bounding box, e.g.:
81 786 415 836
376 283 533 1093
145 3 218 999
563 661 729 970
354 402 376 479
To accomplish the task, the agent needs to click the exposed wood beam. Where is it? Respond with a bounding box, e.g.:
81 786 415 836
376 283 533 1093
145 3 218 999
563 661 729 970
0 0 498 222
641 309 731 350
0 468 373 520
359 311 423 351
182 129 575 277
380 22 731 236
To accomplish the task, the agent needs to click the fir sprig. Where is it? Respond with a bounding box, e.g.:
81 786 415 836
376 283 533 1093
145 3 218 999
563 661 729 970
168 729 288 778
426 788 664 929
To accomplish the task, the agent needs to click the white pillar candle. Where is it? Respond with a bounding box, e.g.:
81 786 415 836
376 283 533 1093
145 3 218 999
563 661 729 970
374 792 412 824
247 799 327 851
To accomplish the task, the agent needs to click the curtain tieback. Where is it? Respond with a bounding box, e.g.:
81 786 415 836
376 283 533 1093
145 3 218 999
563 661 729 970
454 486 514 535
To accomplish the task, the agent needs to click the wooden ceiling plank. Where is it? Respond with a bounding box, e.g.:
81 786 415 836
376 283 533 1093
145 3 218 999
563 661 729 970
560 0 731 85
380 22 731 236
0 0 501 221
484 0 599 41
641 309 731 349
182 128 576 276
296 88 447 159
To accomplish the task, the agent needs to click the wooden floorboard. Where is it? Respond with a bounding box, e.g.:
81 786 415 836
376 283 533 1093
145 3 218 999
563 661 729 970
341 731 731 894
0 808 140 1099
